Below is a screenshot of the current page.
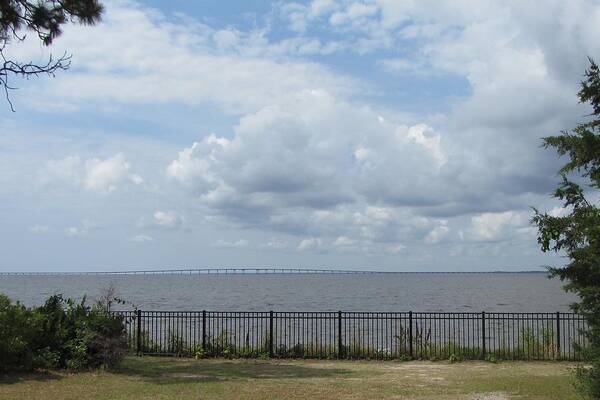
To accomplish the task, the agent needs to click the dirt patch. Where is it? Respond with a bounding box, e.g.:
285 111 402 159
391 363 451 370
470 392 510 400
161 373 226 381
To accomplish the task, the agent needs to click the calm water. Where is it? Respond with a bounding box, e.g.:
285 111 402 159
0 273 575 312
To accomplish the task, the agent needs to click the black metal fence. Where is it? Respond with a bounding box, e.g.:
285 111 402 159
114 311 589 361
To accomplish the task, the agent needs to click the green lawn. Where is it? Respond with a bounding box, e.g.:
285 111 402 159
0 356 584 400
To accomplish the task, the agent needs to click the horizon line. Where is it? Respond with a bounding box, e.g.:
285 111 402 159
0 267 550 276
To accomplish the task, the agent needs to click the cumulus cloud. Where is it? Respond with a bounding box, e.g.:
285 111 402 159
333 236 356 247
44 153 143 193
153 211 183 229
424 221 450 244
65 227 84 237
259 238 289 250
384 243 406 254
139 211 184 230
297 237 323 252
63 220 102 238
84 154 141 192
129 234 154 242
29 225 49 234
549 206 572 218
466 211 530 242
167 90 447 223
211 239 249 248
164 85 463 253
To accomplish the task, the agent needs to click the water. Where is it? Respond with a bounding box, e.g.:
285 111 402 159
0 272 576 312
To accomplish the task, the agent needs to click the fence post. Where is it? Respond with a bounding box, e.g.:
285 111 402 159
409 311 413 359
269 311 274 357
481 311 486 359
338 311 343 358
136 309 142 355
202 310 206 352
556 311 561 359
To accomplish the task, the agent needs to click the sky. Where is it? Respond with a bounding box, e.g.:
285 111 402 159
1 0 600 272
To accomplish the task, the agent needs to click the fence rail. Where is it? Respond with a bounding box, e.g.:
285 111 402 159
114 310 588 361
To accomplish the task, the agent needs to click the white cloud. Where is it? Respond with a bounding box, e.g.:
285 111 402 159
43 153 143 193
81 219 102 231
385 243 406 254
297 237 323 251
549 206 571 218
65 227 84 237
213 29 240 49
29 225 49 234
129 234 154 242
130 174 144 185
425 221 450 244
330 3 379 26
84 153 136 192
211 239 249 248
166 134 228 187
167 90 447 232
62 220 101 238
280 1 339 33
8 2 359 113
153 211 184 229
259 238 289 250
405 124 446 168
467 211 527 242
333 236 356 247
136 210 185 231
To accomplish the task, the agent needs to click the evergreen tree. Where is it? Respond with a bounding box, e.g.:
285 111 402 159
533 58 600 398
0 0 103 110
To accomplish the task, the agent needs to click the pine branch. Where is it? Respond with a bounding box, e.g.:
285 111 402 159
0 44 71 111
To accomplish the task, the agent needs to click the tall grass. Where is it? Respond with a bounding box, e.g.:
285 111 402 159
131 325 587 361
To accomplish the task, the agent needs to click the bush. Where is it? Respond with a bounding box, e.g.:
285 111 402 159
0 293 127 372
575 361 600 399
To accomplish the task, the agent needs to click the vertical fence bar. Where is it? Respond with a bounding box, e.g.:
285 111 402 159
409 311 413 359
202 310 206 352
556 311 561 359
269 311 274 357
338 311 343 358
481 311 486 359
136 309 142 355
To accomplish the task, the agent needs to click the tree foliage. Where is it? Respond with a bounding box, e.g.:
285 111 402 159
0 0 103 110
532 58 600 398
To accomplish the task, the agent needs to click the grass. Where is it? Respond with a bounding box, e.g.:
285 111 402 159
0 356 584 400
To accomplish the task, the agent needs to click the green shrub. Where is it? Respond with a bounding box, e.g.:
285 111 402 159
485 354 498 363
167 331 187 356
0 294 36 370
574 361 600 399
0 293 127 372
194 345 205 359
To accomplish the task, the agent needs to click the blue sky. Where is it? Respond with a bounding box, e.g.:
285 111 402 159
1 0 599 272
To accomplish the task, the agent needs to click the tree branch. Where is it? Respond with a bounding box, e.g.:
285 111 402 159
0 43 71 111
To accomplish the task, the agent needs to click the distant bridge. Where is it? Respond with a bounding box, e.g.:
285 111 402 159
0 268 545 276
1 268 373 276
